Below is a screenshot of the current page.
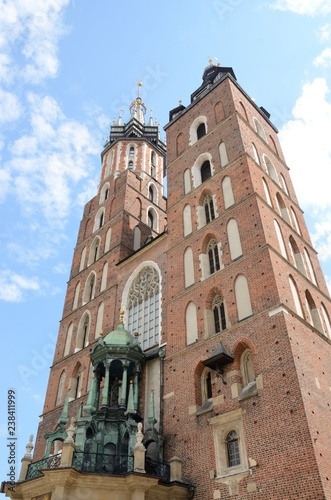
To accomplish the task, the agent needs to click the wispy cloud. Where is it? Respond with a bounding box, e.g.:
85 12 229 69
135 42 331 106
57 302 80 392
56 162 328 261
0 270 41 302
313 47 331 67
279 77 331 260
270 0 331 15
316 23 331 42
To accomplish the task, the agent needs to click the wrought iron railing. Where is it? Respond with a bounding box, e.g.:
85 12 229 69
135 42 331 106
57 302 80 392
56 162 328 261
72 452 134 475
25 451 170 482
72 452 170 481
26 453 61 480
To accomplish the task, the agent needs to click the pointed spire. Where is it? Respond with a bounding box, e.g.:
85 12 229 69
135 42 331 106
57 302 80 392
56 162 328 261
58 390 70 425
129 82 146 124
149 108 154 126
148 389 157 427
125 380 136 415
117 108 123 125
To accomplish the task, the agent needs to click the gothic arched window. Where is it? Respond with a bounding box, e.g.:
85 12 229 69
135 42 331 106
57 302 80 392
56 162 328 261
197 122 206 139
204 194 215 224
127 266 160 350
207 239 220 275
201 160 211 183
213 295 227 333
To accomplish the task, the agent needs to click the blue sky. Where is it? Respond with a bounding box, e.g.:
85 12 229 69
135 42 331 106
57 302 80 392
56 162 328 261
1 0 331 480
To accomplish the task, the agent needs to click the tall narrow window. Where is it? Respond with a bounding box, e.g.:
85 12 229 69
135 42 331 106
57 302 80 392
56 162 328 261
207 239 220 275
219 142 229 167
235 275 252 320
128 160 134 170
264 155 279 184
184 169 192 194
226 431 241 467
184 247 195 287
129 146 134 157
305 290 323 332
201 160 211 183
79 247 86 271
183 204 193 236
253 117 267 142
127 266 160 350
289 236 306 276
83 272 97 303
227 219 243 260
222 176 234 208
56 371 67 406
76 313 90 350
64 323 73 356
204 195 215 224
213 295 227 332
274 220 287 258
304 248 317 285
262 178 272 206
197 122 206 139
276 193 291 224
289 276 304 318
148 211 154 229
186 302 198 344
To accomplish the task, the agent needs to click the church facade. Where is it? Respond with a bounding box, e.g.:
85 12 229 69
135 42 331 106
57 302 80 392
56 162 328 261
2 64 331 499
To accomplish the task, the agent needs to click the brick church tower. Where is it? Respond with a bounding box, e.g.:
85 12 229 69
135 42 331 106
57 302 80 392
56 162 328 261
3 64 331 500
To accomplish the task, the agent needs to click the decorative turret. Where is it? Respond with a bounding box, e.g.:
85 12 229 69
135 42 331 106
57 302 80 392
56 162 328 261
74 311 146 474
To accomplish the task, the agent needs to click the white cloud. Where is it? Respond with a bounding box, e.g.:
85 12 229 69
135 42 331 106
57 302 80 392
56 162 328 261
0 88 22 122
270 0 331 15
0 270 40 302
313 48 331 67
6 92 100 221
0 0 70 84
316 23 331 42
279 77 331 259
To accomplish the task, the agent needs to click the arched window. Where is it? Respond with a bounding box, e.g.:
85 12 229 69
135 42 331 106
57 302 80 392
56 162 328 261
88 236 101 266
204 194 216 224
214 101 225 122
70 364 83 400
129 146 135 158
76 312 90 350
83 272 96 303
289 236 306 275
105 228 112 252
176 132 185 156
226 431 241 467
262 178 272 206
201 160 211 183
127 266 160 350
73 282 80 310
305 290 323 332
219 142 229 167
128 160 134 170
197 122 206 139
240 349 255 387
235 275 252 320
184 247 195 287
321 303 331 339
252 143 260 164
227 219 243 260
183 204 192 236
148 210 154 230
289 276 304 318
207 239 220 275
186 302 198 344
253 117 267 142
64 323 73 356
150 151 156 178
290 207 301 234
100 182 110 204
274 220 287 258
239 101 248 121
276 193 291 224
93 208 105 232
201 367 213 402
104 150 113 179
213 295 227 332
56 371 67 405
304 248 317 285
280 174 289 195
149 186 154 202
133 226 141 250
79 247 86 271
183 169 192 194
100 262 108 291
263 155 279 184
222 176 234 209
189 116 207 145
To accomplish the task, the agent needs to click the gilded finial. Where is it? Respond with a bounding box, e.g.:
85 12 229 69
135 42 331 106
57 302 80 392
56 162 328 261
208 57 213 64
178 99 182 104
120 310 124 324
99 330 104 337
137 81 142 97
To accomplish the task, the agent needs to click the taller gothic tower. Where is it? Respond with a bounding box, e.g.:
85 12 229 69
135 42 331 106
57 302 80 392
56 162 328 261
2 65 331 500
